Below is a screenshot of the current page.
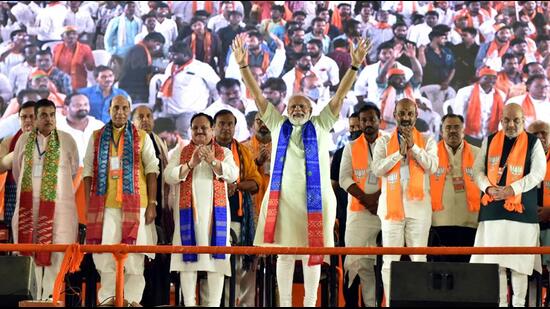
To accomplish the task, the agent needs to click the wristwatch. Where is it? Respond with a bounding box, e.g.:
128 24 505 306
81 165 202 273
148 200 158 206
211 160 217 167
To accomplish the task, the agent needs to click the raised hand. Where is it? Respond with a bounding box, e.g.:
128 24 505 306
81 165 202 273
269 32 284 50
404 43 416 58
350 38 372 67
232 33 249 67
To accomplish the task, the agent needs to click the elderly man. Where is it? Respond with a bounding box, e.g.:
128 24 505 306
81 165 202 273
165 113 238 307
472 103 545 307
232 34 370 306
429 114 480 262
83 95 159 306
371 98 439 304
12 99 79 300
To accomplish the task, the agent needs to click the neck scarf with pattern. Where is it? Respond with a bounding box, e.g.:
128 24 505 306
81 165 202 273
264 120 324 266
179 141 227 262
18 129 60 266
87 121 141 245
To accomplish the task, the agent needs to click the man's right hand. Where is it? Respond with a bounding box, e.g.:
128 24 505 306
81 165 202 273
232 33 249 67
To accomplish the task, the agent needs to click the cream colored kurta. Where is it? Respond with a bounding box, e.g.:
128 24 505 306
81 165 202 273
254 103 338 247
12 130 79 244
165 145 238 276
431 142 480 228
339 136 382 281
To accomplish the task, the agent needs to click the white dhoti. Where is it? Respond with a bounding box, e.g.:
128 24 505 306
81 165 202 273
344 210 381 307
470 220 541 307
93 208 157 304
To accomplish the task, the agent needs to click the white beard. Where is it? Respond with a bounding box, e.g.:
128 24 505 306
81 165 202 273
289 115 309 126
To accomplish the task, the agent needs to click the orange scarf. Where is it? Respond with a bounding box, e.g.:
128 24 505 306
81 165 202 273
496 72 518 98
192 1 213 14
464 83 504 137
486 39 510 59
191 32 212 64
430 141 480 212
481 130 528 212
293 68 315 94
53 42 82 88
350 133 380 211
136 41 152 66
248 136 271 214
375 22 392 29
543 151 550 207
231 140 244 216
160 59 192 97
379 85 415 129
521 95 537 121
385 129 426 220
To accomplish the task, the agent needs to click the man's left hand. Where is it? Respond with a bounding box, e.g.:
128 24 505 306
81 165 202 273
145 203 157 225
493 186 515 201
350 38 371 67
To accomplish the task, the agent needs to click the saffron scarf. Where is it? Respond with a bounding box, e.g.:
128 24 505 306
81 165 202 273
543 151 550 207
379 85 415 129
385 129 426 221
521 94 537 121
18 129 60 266
87 121 141 245
430 141 480 212
486 39 510 59
464 83 504 137
350 133 380 211
191 32 212 64
192 1 213 14
53 42 82 86
264 120 324 266
136 41 152 66
160 59 193 97
481 130 528 213
396 1 417 13
179 141 227 262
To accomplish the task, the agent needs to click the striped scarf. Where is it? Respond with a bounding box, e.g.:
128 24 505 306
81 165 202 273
18 129 60 266
87 121 141 245
179 142 227 262
264 120 324 266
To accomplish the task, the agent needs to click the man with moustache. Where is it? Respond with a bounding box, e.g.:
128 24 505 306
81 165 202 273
260 78 287 114
429 114 480 263
472 103 545 307
233 34 370 306
371 98 438 304
131 105 173 306
339 104 383 307
12 99 79 300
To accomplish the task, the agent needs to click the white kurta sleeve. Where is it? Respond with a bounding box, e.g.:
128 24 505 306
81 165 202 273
260 102 284 132
509 139 546 195
82 133 96 178
371 135 403 177
267 48 286 78
474 138 491 193
339 143 355 191
216 148 239 183
64 133 80 177
164 144 187 185
141 133 160 176
11 133 28 182
410 135 439 174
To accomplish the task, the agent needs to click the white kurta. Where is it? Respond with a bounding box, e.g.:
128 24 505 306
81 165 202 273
12 130 79 244
254 103 338 247
165 145 238 276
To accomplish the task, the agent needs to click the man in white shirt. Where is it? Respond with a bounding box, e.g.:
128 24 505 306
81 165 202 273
434 1 454 26
339 104 382 307
207 1 245 34
63 1 95 44
355 41 413 104
0 30 27 77
155 3 178 51
56 93 104 165
506 75 550 128
451 68 506 145
157 41 219 139
407 10 439 47
371 98 438 304
204 78 252 142
282 53 322 101
307 38 340 89
472 103 545 307
27 1 68 43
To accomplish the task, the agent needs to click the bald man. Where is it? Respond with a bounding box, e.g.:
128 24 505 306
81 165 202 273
233 34 370 306
472 103 546 307
371 98 438 304
527 121 550 272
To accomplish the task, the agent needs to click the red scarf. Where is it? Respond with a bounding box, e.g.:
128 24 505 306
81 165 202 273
160 59 192 97
464 83 504 137
191 32 212 64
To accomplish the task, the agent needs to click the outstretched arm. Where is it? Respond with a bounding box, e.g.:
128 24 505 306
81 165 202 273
329 39 371 116
232 33 269 115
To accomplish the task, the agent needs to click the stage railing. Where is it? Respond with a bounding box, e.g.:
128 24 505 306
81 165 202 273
3 244 549 307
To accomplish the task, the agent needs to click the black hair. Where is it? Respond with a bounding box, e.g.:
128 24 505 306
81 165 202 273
441 113 464 124
19 100 36 114
461 27 477 36
526 74 547 88
34 98 56 115
16 89 41 105
261 78 287 92
216 78 241 92
10 29 25 41
306 39 323 51
153 117 176 134
64 92 88 106
93 65 113 79
143 32 166 44
214 109 237 125
190 113 214 127
358 103 381 120
271 4 285 14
